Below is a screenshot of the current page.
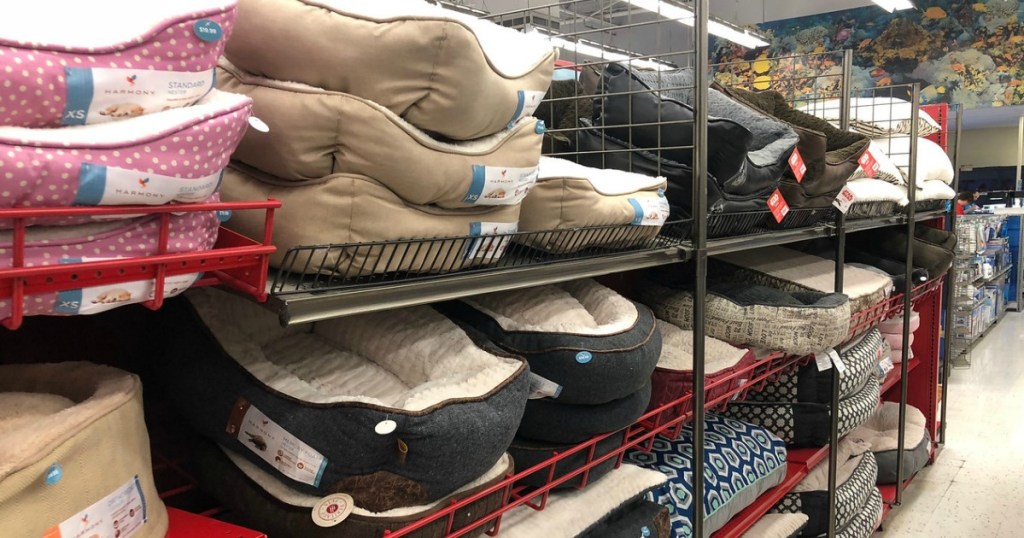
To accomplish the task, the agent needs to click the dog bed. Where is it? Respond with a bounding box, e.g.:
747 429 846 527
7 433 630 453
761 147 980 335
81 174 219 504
844 248 930 293
842 179 908 219
648 320 756 421
713 246 894 314
152 287 530 509
224 0 556 140
798 97 942 138
580 500 671 538
627 414 788 538
911 180 955 211
516 382 652 444
0 362 168 538
849 402 932 485
0 90 250 226
0 210 218 321
741 514 810 538
0 0 236 127
192 439 512 538
437 279 660 406
499 464 670 538
218 61 543 207
771 439 879 537
848 141 906 185
878 136 954 185
221 165 521 275
639 281 851 356
848 226 956 278
507 430 626 490
517 157 669 253
838 487 883 538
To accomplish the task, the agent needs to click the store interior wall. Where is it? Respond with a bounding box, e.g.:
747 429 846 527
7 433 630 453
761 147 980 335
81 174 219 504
960 126 1023 169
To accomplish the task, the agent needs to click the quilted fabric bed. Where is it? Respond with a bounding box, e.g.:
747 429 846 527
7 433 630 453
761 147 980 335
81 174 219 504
0 0 236 127
507 430 626 490
437 279 660 406
224 0 556 140
849 402 932 485
627 414 788 538
219 61 543 207
192 440 513 538
153 288 529 509
0 210 218 320
517 157 669 253
740 514 809 538
221 165 521 275
0 362 167 537
639 281 851 356
713 245 894 314
516 382 652 444
0 90 251 226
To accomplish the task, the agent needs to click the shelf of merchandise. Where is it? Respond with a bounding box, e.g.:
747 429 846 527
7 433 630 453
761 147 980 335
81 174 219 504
972 264 1013 287
881 358 922 395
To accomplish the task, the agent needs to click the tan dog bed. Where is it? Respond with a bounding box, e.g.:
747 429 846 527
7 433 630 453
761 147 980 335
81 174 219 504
0 362 167 538
222 165 521 275
219 61 543 208
224 0 556 139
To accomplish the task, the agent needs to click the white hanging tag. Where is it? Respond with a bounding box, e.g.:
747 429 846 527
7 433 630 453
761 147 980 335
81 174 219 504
814 350 834 372
528 373 563 399
829 349 847 374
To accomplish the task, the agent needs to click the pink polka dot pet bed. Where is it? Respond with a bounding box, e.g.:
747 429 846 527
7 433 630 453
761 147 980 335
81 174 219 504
0 0 237 127
0 209 219 320
0 90 251 227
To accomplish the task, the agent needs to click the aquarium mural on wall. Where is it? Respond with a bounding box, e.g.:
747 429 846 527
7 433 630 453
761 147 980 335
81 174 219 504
713 0 1024 108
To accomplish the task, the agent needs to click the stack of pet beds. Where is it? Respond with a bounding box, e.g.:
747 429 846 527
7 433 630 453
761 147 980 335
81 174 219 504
0 362 168 537
217 0 556 276
848 226 957 279
741 514 810 538
724 329 885 447
879 311 920 362
770 437 883 538
152 287 530 536
627 414 789 537
849 402 932 485
842 247 930 294
437 279 659 487
0 2 252 321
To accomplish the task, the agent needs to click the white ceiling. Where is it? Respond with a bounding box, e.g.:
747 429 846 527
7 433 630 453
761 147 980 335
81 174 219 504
709 0 880 24
962 106 1024 131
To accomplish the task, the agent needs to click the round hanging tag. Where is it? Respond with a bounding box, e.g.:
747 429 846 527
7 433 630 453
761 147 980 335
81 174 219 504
375 419 397 435
248 116 270 133
575 351 593 364
193 19 224 42
312 494 354 527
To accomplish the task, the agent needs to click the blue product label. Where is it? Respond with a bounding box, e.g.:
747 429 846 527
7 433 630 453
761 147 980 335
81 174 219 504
63 67 95 125
44 464 64 485
576 351 593 364
629 199 645 225
193 19 224 42
217 209 233 222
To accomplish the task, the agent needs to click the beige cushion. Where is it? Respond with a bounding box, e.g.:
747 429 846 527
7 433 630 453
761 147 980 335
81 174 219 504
218 60 543 209
222 165 521 276
225 0 556 140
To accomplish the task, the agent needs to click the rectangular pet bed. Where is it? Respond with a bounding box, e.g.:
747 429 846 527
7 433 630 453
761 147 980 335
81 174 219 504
797 97 942 138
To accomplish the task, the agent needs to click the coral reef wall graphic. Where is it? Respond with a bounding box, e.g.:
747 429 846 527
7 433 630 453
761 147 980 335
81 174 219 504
713 0 1024 108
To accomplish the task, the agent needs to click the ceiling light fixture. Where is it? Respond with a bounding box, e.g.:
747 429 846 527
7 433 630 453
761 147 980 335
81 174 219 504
623 0 770 49
871 0 915 12
529 28 676 71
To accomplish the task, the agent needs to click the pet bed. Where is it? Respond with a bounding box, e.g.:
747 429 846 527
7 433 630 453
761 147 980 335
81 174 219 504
771 439 879 537
877 136 954 185
848 141 906 185
517 157 669 253
848 226 956 278
499 464 670 538
152 288 530 509
218 61 543 207
507 430 626 490
193 440 513 538
713 246 894 314
224 0 556 140
0 210 218 321
221 165 521 275
0 0 236 127
516 382 652 444
740 514 809 538
437 279 660 406
797 97 942 138
648 320 756 421
0 90 250 226
580 500 671 538
638 281 851 356
842 179 908 219
912 180 956 211
849 402 932 485
843 248 929 293
627 414 788 538
0 362 168 538
837 487 883 538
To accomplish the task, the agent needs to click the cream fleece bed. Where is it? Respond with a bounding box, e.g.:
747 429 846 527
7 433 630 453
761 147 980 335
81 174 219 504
219 61 543 208
843 179 909 219
153 287 529 508
849 402 931 485
517 157 670 253
225 0 556 140
221 165 521 276
0 362 167 538
741 514 810 538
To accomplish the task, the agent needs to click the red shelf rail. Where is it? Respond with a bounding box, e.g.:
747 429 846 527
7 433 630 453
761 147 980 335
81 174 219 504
0 200 280 330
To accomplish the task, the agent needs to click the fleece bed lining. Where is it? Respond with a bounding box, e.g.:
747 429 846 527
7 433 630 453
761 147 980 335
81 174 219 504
849 402 926 453
656 320 748 372
538 156 666 196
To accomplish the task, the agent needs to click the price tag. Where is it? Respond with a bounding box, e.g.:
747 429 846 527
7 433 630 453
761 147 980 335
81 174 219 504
858 150 880 178
528 373 563 399
814 350 834 372
877 357 895 378
788 148 807 183
767 189 790 224
828 349 847 374
832 186 857 214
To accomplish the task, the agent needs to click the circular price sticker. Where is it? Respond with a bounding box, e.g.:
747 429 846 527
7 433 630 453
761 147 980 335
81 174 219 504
312 494 354 527
193 19 224 42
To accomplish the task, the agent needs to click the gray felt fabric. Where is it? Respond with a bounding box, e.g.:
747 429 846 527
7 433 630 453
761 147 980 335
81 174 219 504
517 382 653 444
507 430 626 490
874 430 932 485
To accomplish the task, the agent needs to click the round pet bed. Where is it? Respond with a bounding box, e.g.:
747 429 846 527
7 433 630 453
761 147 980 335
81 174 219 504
437 278 660 405
844 248 929 293
580 499 671 538
740 514 809 538
507 430 626 490
0 362 168 538
221 165 521 275
218 61 543 207
516 382 652 444
152 287 529 509
848 402 931 485
224 0 556 140
0 0 236 127
837 487 883 538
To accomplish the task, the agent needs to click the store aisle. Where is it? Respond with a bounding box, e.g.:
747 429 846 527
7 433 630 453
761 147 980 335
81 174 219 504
878 312 1024 537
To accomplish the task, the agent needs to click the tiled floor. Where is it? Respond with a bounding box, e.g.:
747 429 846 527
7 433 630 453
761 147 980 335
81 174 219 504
877 312 1024 537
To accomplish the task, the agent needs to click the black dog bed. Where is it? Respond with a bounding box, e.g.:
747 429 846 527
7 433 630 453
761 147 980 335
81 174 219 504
517 382 653 444
507 430 626 490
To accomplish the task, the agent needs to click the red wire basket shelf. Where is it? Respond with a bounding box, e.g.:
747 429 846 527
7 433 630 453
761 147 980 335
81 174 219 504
0 200 279 330
847 276 944 337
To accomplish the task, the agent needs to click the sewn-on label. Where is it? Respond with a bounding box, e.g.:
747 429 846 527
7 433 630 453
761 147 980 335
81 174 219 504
74 164 222 205
463 165 537 205
63 67 215 125
628 196 671 226
814 349 834 372
226 398 328 487
465 222 518 261
53 265 199 315
528 372 563 399
508 90 546 127
43 476 148 538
